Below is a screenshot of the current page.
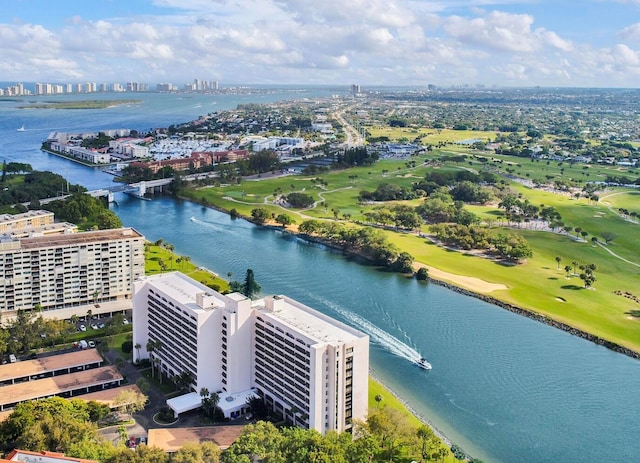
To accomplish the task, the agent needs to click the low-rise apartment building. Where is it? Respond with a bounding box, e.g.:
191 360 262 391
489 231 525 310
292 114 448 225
132 271 368 434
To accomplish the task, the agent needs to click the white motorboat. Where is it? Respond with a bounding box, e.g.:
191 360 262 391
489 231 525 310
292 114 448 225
17 125 25 132
416 357 432 370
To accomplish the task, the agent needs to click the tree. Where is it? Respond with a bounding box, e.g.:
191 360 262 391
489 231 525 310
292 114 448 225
134 343 141 361
146 339 163 380
250 207 270 224
392 252 414 273
171 442 221 463
285 192 315 208
200 388 220 419
222 421 284 463
415 267 429 281
246 396 269 420
275 214 295 228
172 371 194 392
367 407 414 463
416 425 439 463
242 269 261 299
0 397 104 454
113 389 148 415
601 232 617 244
375 394 383 408
555 256 562 270
564 265 572 278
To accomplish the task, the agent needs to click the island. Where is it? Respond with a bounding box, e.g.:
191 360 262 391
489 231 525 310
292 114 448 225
19 99 141 109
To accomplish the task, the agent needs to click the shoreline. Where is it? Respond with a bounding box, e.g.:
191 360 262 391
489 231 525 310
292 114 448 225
189 194 640 360
430 279 640 360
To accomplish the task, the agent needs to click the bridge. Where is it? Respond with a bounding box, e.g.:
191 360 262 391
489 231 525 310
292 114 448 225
87 178 173 202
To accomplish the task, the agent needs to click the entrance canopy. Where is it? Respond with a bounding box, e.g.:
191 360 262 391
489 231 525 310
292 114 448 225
166 392 201 416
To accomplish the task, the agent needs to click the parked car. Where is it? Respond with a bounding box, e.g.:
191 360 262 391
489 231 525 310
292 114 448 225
88 340 96 348
97 323 105 329
123 318 129 325
8 354 16 363
90 323 98 330
79 324 86 332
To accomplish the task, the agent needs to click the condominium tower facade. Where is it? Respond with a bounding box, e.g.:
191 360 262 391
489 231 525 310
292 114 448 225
0 227 144 314
132 271 369 434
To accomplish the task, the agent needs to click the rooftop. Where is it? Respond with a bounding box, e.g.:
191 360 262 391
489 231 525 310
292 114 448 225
147 426 245 452
77 384 142 407
1 449 98 463
257 296 367 345
142 272 229 312
0 366 122 407
0 350 103 382
19 227 143 249
0 210 53 224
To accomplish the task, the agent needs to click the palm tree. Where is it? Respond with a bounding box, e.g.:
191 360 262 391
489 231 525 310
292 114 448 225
564 265 572 278
555 256 562 270
134 343 141 362
375 394 383 408
146 341 155 378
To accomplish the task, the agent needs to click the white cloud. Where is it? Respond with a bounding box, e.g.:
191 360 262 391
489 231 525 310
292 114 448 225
444 11 537 52
0 1 639 87
620 22 640 42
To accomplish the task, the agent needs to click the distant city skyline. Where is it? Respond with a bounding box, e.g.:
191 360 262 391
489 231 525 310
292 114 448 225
3 0 640 88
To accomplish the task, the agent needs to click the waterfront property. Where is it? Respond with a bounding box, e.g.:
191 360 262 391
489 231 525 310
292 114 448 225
132 271 369 434
0 224 144 316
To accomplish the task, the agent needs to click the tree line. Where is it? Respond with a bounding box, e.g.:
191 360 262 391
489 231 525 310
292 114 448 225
0 395 484 463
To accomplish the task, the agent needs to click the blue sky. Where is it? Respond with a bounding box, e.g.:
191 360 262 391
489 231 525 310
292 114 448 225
4 0 640 87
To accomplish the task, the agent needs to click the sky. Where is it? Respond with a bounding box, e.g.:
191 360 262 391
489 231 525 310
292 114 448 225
3 0 640 88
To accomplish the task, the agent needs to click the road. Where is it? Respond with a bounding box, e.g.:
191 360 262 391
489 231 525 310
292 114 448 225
333 105 364 148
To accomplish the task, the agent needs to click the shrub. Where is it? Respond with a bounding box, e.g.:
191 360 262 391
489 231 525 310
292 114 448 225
121 340 133 354
415 267 429 281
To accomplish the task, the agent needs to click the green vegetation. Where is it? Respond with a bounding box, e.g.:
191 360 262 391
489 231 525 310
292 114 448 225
43 193 122 230
145 239 230 293
18 99 141 109
0 166 85 208
180 151 640 353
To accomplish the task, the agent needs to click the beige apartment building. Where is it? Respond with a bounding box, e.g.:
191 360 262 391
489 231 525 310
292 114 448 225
0 227 144 315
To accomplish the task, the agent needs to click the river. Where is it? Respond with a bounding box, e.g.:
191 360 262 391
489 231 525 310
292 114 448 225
1 90 639 463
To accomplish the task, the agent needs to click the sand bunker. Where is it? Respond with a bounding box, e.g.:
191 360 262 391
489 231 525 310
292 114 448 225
416 264 508 293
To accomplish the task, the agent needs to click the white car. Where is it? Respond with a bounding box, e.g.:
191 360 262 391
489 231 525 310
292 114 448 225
90 324 98 330
123 318 129 325
88 340 96 348
79 324 87 332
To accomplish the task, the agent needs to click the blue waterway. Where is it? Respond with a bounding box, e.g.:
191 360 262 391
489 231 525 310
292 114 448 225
1 91 639 462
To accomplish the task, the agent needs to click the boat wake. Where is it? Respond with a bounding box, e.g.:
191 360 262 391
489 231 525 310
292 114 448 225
313 296 423 365
189 216 232 233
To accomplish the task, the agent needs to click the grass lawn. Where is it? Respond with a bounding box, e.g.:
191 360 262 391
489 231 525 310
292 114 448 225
183 156 640 353
145 243 230 293
106 332 134 360
367 127 501 145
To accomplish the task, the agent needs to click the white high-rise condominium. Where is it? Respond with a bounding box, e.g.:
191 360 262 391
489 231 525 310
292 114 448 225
132 271 369 434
